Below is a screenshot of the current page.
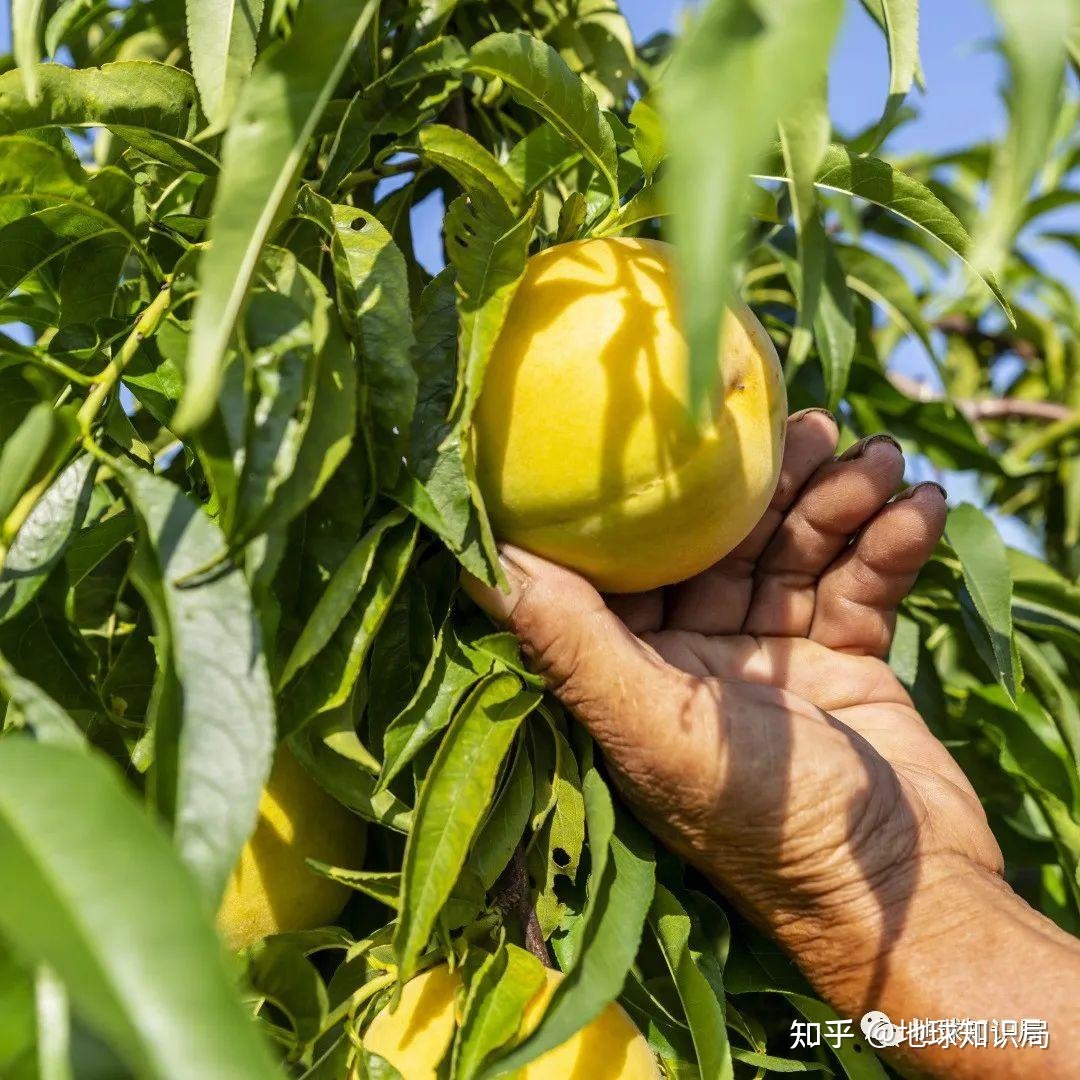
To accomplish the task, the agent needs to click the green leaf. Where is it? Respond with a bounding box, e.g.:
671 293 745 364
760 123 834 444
1016 632 1080 776
767 227 855 407
946 503 1022 702
467 32 619 209
857 0 921 151
320 36 467 194
778 82 831 368
279 509 407 689
418 124 523 212
393 672 540 981
504 124 582 196
244 937 327 1049
974 0 1071 273
175 0 380 432
664 0 842 408
231 283 357 546
453 945 546 1080
0 63 214 173
756 144 1013 322
629 97 664 181
280 514 418 734
834 242 936 360
0 402 73 528
289 706 413 833
813 239 857 409
0 137 149 269
483 751 655 1077
0 739 280 1080
325 203 416 489
12 0 46 105
649 884 733 1079
377 623 493 792
115 463 276 905
306 867 401 909
399 271 502 585
444 191 540 435
0 651 86 747
0 209 115 303
466 736 534 891
185 0 265 127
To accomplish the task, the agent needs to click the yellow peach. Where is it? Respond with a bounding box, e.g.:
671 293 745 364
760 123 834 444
217 749 366 950
473 237 786 593
363 964 658 1078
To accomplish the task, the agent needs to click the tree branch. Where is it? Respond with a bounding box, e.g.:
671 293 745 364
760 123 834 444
888 372 1074 423
934 314 1040 363
493 845 551 966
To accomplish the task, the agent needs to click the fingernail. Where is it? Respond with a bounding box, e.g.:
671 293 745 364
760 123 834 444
894 480 948 502
462 550 527 622
789 407 836 425
838 433 902 461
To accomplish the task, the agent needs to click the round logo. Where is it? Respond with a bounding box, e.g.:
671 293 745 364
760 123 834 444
860 1010 904 1048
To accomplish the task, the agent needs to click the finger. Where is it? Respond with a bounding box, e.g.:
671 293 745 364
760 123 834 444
743 434 906 637
810 482 948 656
665 408 839 635
461 546 712 791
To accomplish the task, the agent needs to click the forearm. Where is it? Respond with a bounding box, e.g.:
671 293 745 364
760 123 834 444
786 854 1080 1078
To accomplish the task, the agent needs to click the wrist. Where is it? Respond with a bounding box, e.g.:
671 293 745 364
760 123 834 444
778 853 1080 1078
779 852 999 1012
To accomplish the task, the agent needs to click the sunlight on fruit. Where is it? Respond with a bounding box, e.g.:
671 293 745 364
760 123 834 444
216 749 366 951
473 236 787 593
363 964 659 1079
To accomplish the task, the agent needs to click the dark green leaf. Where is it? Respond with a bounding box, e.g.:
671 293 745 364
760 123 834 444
649 884 732 1079
0 652 85 747
280 514 418 734
483 751 655 1077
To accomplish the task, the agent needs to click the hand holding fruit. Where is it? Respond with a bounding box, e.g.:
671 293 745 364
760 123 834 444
467 407 998 980
466 409 1080 1078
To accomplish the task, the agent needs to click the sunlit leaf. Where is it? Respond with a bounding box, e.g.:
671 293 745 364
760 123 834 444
946 503 1022 702
116 463 276 904
665 0 843 407
393 672 540 981
186 0 264 128
176 0 380 431
0 63 213 172
0 740 280 1079
467 33 620 209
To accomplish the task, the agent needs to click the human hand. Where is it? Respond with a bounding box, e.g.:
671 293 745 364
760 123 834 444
465 409 1003 1003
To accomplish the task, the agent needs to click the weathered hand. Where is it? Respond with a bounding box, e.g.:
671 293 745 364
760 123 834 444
465 409 1002 998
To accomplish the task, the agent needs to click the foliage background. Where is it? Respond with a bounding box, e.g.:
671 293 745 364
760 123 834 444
0 1 1077 1079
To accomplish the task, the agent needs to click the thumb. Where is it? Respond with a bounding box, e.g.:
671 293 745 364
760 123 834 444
462 546 711 785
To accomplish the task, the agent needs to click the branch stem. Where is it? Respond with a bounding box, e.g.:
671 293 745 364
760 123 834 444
78 278 173 436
